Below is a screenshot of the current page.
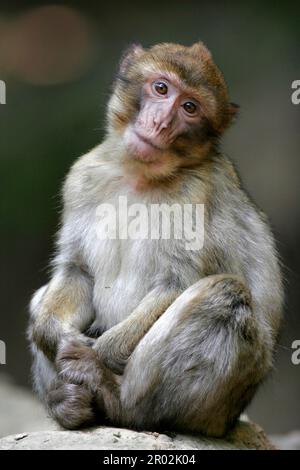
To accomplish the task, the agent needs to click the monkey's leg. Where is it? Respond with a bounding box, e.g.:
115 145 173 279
119 274 270 436
29 265 96 361
29 265 100 429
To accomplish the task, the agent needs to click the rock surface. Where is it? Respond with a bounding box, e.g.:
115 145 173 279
0 374 56 438
0 420 275 450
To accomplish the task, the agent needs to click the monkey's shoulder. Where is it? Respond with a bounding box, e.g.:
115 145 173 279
206 155 273 235
208 156 251 206
62 144 122 210
209 155 241 190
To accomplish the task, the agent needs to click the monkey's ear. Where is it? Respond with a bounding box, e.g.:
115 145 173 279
119 44 144 75
190 42 212 61
229 102 240 120
224 102 240 128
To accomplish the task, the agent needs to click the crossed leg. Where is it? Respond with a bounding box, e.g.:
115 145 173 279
118 275 267 436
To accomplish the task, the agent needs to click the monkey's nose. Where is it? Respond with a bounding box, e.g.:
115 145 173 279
153 116 169 128
157 121 169 131
154 114 174 133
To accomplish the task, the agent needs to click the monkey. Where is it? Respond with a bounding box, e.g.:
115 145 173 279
28 42 283 437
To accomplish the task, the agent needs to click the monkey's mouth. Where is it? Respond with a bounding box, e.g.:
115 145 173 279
124 127 164 162
138 131 162 148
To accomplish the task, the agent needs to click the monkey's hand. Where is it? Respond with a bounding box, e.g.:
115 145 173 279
94 326 129 375
56 338 102 394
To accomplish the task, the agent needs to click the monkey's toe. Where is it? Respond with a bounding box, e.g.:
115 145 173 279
47 382 95 430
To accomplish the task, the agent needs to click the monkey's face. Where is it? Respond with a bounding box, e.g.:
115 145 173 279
107 42 238 173
123 73 204 162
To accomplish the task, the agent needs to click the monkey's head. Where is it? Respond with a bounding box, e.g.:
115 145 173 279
107 42 238 179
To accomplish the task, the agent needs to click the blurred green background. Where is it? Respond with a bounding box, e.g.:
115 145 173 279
0 0 299 434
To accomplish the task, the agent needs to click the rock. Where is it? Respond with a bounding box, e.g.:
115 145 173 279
271 431 300 450
0 420 275 450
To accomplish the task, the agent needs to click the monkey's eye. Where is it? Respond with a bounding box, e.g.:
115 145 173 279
153 81 168 95
183 101 197 115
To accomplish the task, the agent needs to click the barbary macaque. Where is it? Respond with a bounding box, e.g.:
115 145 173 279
28 42 283 436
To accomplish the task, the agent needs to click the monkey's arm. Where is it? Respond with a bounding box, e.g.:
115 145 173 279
94 287 180 374
29 263 95 363
29 155 101 364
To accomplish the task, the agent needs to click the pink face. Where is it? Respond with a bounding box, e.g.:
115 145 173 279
124 74 202 162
